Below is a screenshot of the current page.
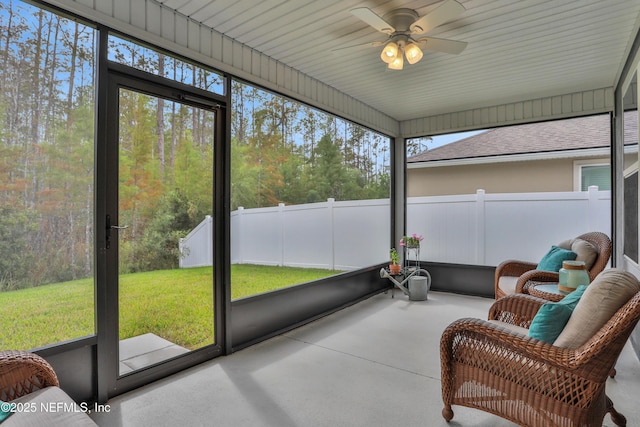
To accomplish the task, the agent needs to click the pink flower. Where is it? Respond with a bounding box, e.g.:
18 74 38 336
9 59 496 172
400 233 424 247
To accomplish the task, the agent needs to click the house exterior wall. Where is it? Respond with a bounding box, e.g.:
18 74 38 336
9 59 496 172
407 153 637 197
408 159 571 197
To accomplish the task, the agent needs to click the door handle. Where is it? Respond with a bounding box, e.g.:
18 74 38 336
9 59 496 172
105 215 128 249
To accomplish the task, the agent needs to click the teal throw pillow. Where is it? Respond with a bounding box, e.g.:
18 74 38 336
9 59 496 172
557 284 587 307
528 304 573 343
0 400 12 423
537 245 577 272
528 285 587 343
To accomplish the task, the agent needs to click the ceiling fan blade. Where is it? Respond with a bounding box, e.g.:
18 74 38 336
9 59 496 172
416 37 467 54
331 41 384 52
410 0 465 35
350 8 395 34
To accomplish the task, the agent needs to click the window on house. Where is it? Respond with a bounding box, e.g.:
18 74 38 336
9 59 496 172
580 164 611 191
0 1 96 350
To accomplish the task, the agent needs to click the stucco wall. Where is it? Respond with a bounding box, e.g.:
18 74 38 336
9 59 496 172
407 153 636 197
408 159 570 196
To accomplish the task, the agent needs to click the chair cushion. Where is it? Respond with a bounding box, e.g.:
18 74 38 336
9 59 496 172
528 285 587 343
557 238 598 270
497 276 518 295
488 320 529 337
2 386 97 427
537 246 577 272
554 269 640 348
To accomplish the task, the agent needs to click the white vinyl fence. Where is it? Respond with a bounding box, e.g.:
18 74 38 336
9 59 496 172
179 187 610 270
408 186 610 267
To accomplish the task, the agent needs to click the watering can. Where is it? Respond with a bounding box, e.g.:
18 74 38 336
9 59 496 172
380 268 431 300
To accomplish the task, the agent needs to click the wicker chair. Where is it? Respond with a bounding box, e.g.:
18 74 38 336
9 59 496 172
0 350 59 402
440 290 640 426
0 350 98 425
494 231 612 299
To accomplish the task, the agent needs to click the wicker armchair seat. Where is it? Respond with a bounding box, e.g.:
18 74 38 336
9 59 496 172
441 273 640 427
2 386 97 427
0 350 97 426
495 231 612 300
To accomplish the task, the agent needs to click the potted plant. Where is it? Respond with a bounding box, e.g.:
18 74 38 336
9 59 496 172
400 233 424 271
400 233 424 249
389 248 402 275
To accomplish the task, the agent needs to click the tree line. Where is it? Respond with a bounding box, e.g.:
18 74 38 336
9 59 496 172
230 82 390 210
0 1 95 289
0 1 391 290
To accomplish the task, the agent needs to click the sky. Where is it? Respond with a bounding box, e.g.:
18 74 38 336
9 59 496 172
428 129 486 149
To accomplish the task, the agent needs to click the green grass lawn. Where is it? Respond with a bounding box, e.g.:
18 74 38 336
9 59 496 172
0 265 341 351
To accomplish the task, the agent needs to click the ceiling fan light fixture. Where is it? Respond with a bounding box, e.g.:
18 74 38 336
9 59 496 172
380 41 398 64
388 52 404 70
352 2 468 70
404 42 423 64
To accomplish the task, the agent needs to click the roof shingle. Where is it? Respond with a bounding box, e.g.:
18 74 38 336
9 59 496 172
408 113 638 163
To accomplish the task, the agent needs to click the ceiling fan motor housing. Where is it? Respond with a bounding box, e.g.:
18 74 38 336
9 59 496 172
382 8 419 35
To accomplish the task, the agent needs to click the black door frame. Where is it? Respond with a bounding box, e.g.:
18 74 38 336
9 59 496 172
96 54 228 399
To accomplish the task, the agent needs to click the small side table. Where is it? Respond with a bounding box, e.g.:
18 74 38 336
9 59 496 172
527 282 564 302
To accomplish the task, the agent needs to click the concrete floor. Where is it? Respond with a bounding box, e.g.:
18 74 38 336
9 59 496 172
90 291 640 427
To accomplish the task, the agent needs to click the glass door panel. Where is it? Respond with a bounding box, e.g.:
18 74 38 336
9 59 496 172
117 88 215 375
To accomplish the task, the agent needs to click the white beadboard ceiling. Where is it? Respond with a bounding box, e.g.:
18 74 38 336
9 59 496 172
155 0 640 122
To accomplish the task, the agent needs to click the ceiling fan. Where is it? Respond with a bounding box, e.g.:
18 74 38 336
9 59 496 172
349 0 467 70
